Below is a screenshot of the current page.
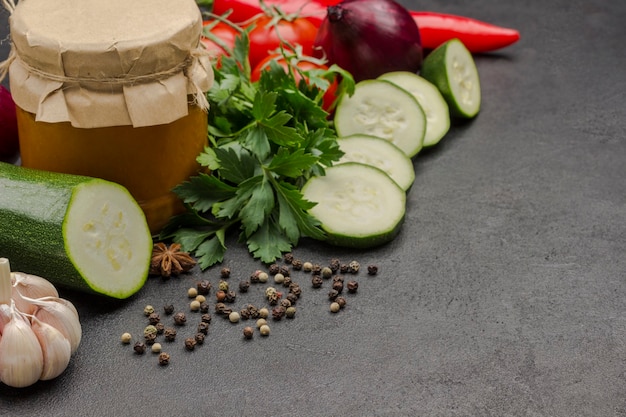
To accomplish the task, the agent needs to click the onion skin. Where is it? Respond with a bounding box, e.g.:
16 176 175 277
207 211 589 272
313 0 423 82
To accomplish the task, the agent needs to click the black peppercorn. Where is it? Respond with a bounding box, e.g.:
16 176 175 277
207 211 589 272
144 332 157 345
163 304 175 315
329 258 341 272
164 327 177 342
283 252 294 264
333 275 345 283
347 280 359 293
367 264 379 275
332 280 344 293
268 263 280 275
134 341 147 354
200 302 209 313
158 352 170 366
247 304 260 319
225 290 237 303
286 293 298 305
267 292 280 306
197 321 210 335
289 282 302 297
197 280 212 295
279 265 290 277
292 259 303 270
148 312 161 325
201 313 212 323
311 264 322 275
155 322 165 334
272 306 286 320
280 299 292 309
215 302 227 315
220 267 231 278
239 280 251 292
250 270 262 283
311 275 323 288
328 289 339 301
184 337 197 351
194 333 206 345
173 312 187 325
240 308 251 320
336 296 347 309
282 276 293 288
340 264 349 273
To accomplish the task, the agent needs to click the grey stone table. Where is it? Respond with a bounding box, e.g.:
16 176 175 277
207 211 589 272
1 1 624 416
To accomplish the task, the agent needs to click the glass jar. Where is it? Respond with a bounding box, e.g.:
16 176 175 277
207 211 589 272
6 0 213 234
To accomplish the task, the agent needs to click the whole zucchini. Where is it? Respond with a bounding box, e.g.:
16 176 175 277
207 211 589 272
0 162 152 299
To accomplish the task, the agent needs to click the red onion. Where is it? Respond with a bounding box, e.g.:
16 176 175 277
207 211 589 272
313 0 423 82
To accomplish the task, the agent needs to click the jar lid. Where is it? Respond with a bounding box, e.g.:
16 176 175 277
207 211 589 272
7 0 213 128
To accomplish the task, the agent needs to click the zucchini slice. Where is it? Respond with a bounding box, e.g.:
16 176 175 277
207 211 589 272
378 71 450 147
336 134 415 191
302 162 406 248
0 162 152 299
334 79 426 157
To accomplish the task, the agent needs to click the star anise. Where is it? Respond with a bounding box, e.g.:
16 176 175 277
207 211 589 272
150 242 196 278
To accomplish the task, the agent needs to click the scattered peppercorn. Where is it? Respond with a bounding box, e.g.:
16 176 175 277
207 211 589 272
218 280 229 291
195 295 206 304
329 258 341 272
267 292 280 305
328 289 339 301
173 312 187 325
197 322 210 335
158 352 170 366
258 271 269 283
258 308 269 319
164 327 177 342
311 275 323 288
225 290 237 303
285 306 296 319
134 341 147 354
201 313 212 323
302 261 313 272
332 280 344 293
143 305 155 316
279 265 290 277
240 308 251 320
286 293 298 305
197 279 212 295
321 267 333 279
187 287 198 298
259 324 271 336
289 282 302 297
274 273 285 284
144 332 157 345
336 296 347 309
239 280 251 292
163 304 175 315
120 332 132 344
367 264 379 275
280 299 292 309
151 343 162 353
184 337 196 351
268 263 280 275
330 302 341 313
148 313 161 325
282 276 293 288
250 270 262 283
347 280 359 293
216 290 226 302
215 303 227 315
200 302 209 313
340 264 349 273
247 304 260 319
348 260 360 274
144 325 158 337
194 333 206 345
243 326 254 339
229 311 241 323
292 259 303 270
155 322 165 334
256 318 268 329
311 264 322 275
333 275 345 283
272 306 286 321
190 300 201 312
220 267 231 278
283 253 294 264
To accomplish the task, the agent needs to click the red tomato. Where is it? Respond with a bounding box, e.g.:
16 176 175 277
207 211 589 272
246 16 318 70
200 21 239 67
251 55 338 112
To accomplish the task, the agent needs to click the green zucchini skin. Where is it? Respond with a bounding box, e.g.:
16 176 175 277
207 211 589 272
0 162 151 298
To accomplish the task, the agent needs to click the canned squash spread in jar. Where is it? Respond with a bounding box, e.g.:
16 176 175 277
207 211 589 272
2 0 214 234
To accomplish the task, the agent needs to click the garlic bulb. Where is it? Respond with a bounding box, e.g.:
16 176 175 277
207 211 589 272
0 257 82 388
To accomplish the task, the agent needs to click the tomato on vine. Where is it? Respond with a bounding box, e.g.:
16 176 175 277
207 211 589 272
200 20 240 67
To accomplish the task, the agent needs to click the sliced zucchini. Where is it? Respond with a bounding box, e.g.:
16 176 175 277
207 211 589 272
0 162 153 299
336 134 415 191
302 162 406 248
420 38 481 118
334 79 426 157
378 71 450 147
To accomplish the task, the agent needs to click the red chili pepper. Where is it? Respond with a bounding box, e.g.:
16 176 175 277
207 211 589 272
212 0 340 26
411 11 520 53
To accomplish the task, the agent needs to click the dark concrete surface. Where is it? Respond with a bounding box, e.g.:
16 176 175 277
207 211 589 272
1 1 625 416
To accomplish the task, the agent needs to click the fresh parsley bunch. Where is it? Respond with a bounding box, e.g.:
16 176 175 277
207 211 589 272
160 29 354 268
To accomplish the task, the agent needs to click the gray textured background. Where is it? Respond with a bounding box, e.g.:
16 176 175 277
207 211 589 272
1 1 625 416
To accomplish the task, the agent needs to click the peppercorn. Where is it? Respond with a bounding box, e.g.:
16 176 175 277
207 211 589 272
340 264 349 273
143 305 155 316
330 302 341 313
243 326 254 339
332 280 344 293
329 258 341 272
221 306 233 316
220 267 231 278
155 322 165 334
197 321 210 335
285 306 296 319
280 299 292 309
292 259 303 270
302 261 313 272
282 276 292 288
279 265 290 277
151 343 162 353
250 270 262 283
120 332 132 344
311 275 323 288
215 290 226 302
163 304 175 315
218 280 229 291
289 283 302 297
197 279 212 295
164 327 177 342
187 287 198 298
268 263 280 275
190 300 201 312
258 271 269 283
272 306 286 321
247 304 260 319
367 264 379 275
133 341 147 354
333 275 345 283
311 264 322 275
148 313 161 325
200 302 209 313
195 295 206 304
224 290 237 303
201 313 212 324
229 311 241 323
144 332 157 345
321 267 333 279
286 293 298 305
194 333 206 345
347 280 359 293
258 308 269 319
158 352 170 366
336 296 347 309
267 292 280 306
184 337 197 351
215 302 227 315
144 325 158 337
283 252 294 264
173 312 187 325
259 324 271 336
328 289 339 301
348 260 360 274
239 280 251 292
274 273 285 284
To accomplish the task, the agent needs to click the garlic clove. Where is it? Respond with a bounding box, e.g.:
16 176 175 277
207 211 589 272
32 299 82 354
31 318 72 381
0 312 44 388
